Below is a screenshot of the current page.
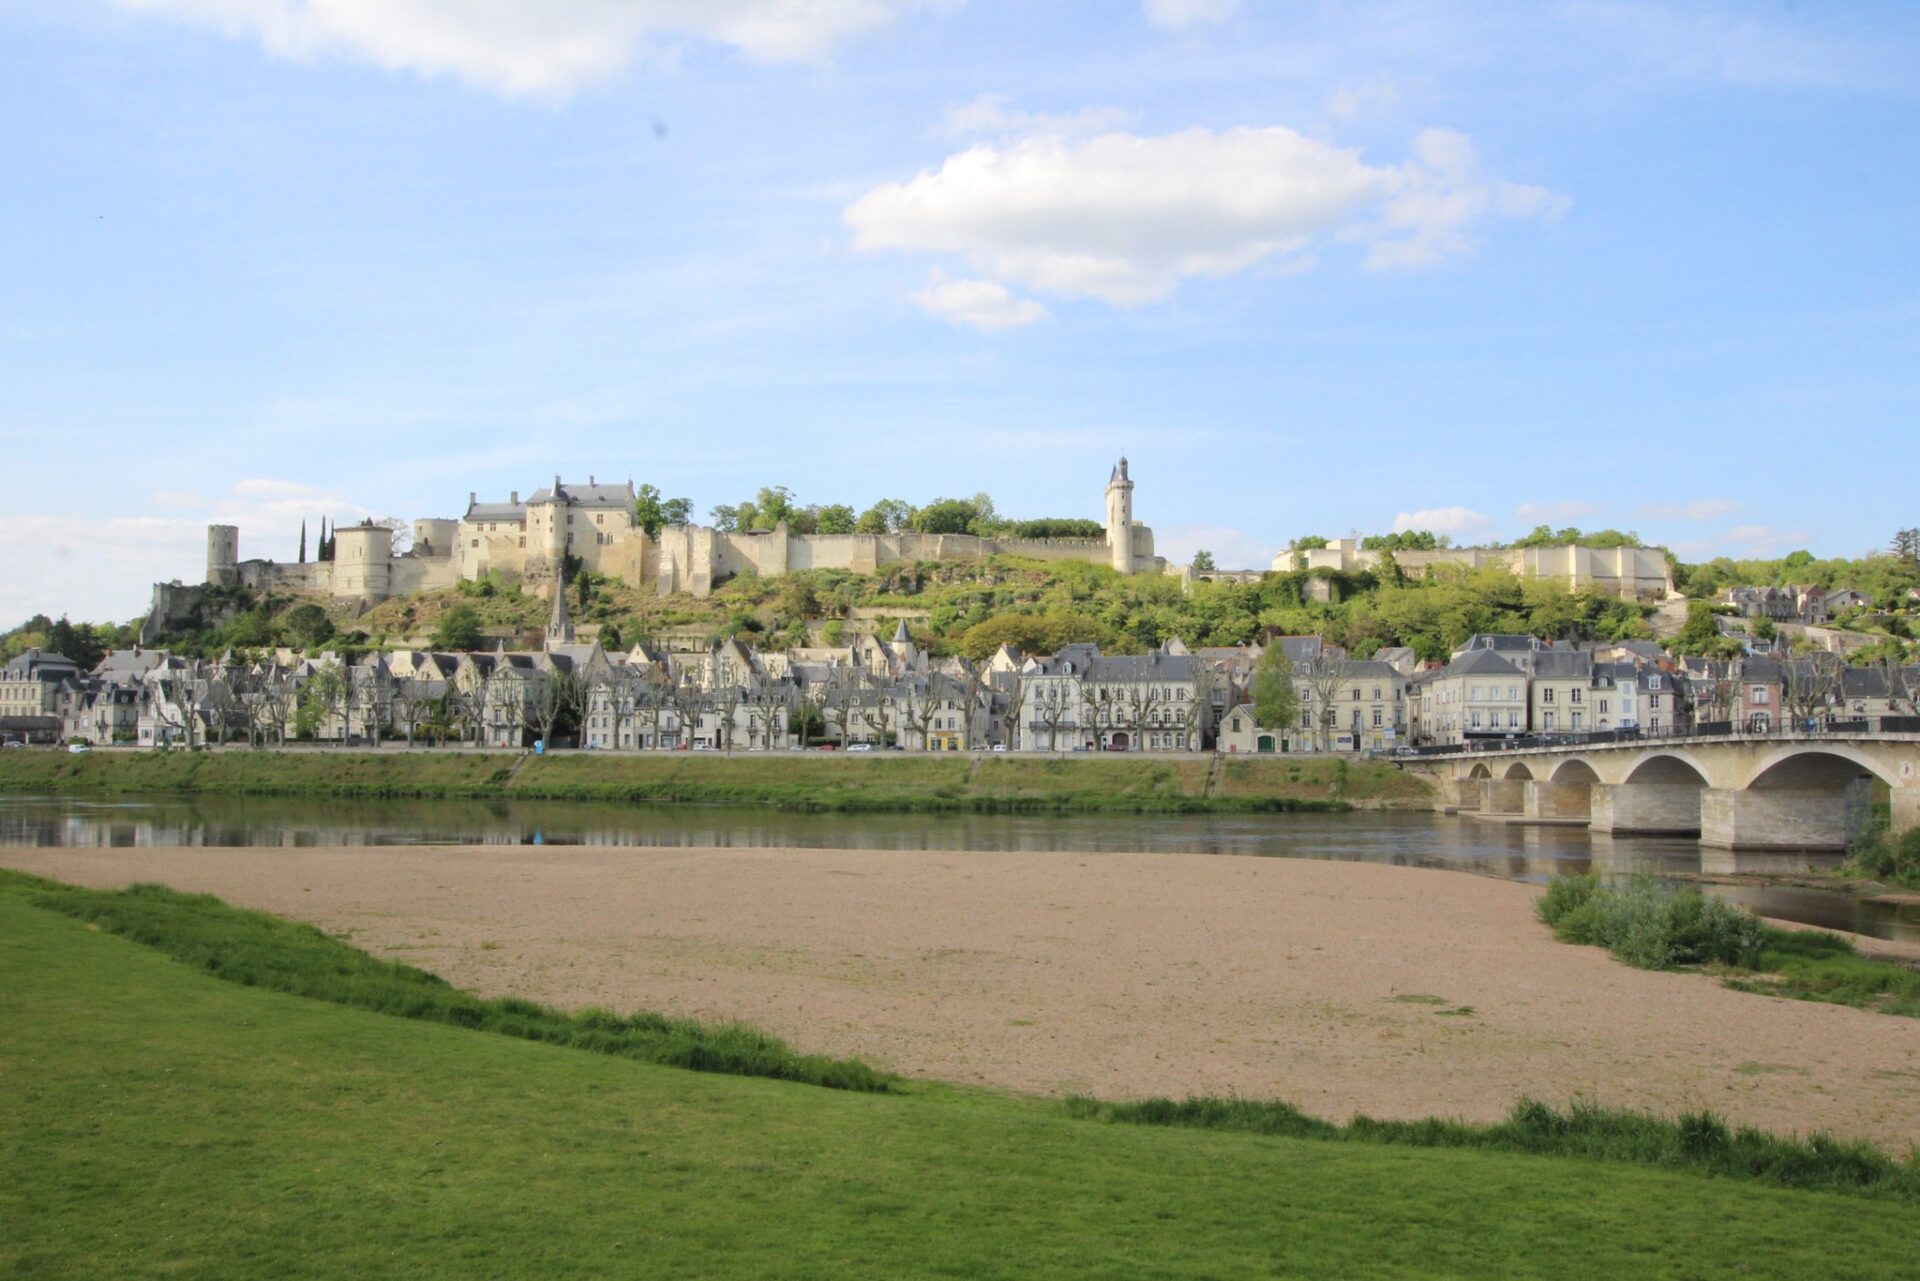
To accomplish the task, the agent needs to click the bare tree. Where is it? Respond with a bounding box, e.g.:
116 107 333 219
1305 658 1351 752
1783 653 1842 726
392 678 439 746
901 680 941 750
855 683 893 747
1031 681 1074 752
745 683 792 751
530 665 583 747
987 666 1024 751
1183 662 1219 751
1876 652 1918 717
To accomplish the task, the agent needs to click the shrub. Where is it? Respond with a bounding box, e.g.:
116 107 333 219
1537 874 1764 970
1070 1094 1920 1202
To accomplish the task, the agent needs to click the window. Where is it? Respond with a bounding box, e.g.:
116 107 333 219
1752 688 1769 705
1352 689 1361 702
1599 699 1609 714
1508 710 1521 728
471 539 480 549
1470 685 1482 701
1543 711 1556 731
1509 685 1520 701
1570 688 1582 704
1471 710 1483 729
1543 688 1554 704
1372 708 1382 727
1571 712 1583 730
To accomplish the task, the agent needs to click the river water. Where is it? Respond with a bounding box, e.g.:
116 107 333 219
3 794 1914 943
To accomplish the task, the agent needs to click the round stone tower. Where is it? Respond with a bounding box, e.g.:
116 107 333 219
332 521 394 603
1104 457 1135 573
206 525 240 587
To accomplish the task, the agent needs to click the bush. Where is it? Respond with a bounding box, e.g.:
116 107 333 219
1847 825 1920 889
1069 1094 1920 1202
1537 874 1764 970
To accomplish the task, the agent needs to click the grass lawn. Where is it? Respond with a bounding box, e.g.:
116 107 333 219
3 879 1916 1279
0 749 1434 813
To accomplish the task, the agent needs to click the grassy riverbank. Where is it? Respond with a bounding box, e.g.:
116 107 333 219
5 874 1916 1279
0 748 1436 813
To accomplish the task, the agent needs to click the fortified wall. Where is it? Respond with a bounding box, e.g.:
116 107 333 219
1276 538 1675 600
144 461 1163 638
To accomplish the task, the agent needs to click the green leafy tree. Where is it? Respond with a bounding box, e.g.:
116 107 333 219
1250 644 1299 730
815 504 857 535
910 498 981 535
282 604 335 651
856 499 913 535
433 604 483 651
633 484 693 537
1190 550 1216 571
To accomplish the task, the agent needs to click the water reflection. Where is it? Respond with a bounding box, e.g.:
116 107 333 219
2 794 1915 944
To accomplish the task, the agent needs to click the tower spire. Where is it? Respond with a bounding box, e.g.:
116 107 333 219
545 577 574 649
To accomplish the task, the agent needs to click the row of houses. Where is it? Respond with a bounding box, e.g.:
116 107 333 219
6 611 1915 755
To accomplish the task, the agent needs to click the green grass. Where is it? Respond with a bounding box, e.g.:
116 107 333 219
5 880 1919 1279
1066 1096 1920 1202
11 871 887 1092
1538 873 1920 1017
0 748 1434 814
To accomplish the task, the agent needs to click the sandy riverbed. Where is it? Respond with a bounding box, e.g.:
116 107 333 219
8 843 1920 1146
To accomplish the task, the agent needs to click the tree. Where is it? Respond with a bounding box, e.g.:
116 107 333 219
909 498 979 535
1893 528 1920 565
283 604 335 651
375 517 413 555
530 665 582 747
1250 645 1299 732
634 484 693 537
1304 658 1351 751
815 503 857 535
1190 550 1216 572
47 617 105 670
856 499 913 535
433 604 483 652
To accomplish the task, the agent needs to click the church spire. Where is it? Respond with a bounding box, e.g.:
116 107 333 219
545 578 574 649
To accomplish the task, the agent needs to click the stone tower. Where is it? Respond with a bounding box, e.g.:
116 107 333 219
206 525 240 587
332 521 394 604
1104 458 1134 574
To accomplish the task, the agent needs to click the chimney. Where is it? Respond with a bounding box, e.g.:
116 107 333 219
589 474 596 485
511 491 519 504
469 491 476 506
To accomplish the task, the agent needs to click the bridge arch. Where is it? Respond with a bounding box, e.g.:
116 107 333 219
1503 762 1535 781
1742 745 1894 791
1550 758 1601 784
1624 753 1710 786
1466 763 1492 780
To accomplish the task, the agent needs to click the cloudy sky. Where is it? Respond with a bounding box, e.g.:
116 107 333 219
3 1 1916 624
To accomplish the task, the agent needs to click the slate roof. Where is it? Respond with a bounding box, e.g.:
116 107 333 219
525 480 636 509
464 502 527 523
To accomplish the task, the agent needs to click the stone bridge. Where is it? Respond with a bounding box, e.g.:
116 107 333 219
1400 732 1920 850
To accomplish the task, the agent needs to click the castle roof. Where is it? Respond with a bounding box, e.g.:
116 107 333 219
464 501 527 523
527 478 636 509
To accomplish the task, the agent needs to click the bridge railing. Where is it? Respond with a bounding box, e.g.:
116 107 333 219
1403 716 1920 758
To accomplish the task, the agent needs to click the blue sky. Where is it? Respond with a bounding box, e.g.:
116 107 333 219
3 1 1916 624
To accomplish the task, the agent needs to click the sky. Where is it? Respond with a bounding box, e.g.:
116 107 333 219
2 0 1916 626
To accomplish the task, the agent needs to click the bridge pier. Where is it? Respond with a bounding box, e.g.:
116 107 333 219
1590 784 1701 836
1449 779 1481 810
1699 780 1873 851
1479 779 1525 815
1522 781 1591 821
1893 787 1920 841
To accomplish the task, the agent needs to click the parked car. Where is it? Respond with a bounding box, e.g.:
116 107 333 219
66 742 91 754
846 743 874 753
3 739 27 750
814 744 837 751
991 744 1008 752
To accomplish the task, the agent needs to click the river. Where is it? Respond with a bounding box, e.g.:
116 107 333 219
2 793 1913 943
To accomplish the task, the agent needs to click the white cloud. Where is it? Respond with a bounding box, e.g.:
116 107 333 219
1352 129 1569 271
1513 500 1600 523
845 123 1564 307
1392 506 1495 538
112 0 929 95
1635 498 1740 522
1142 0 1241 31
938 94 1134 139
1157 523 1274 571
909 271 1048 331
0 478 370 626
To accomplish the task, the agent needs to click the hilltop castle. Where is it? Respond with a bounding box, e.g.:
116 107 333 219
150 461 1162 635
